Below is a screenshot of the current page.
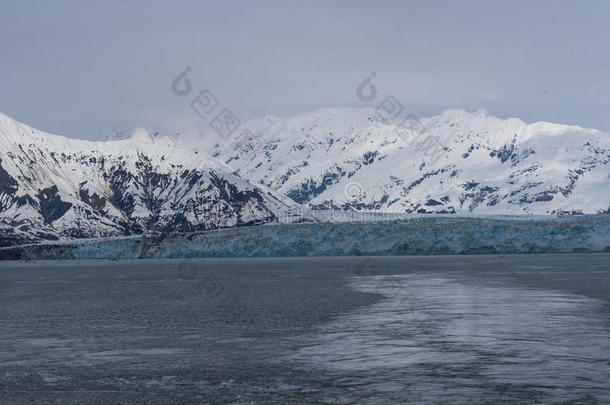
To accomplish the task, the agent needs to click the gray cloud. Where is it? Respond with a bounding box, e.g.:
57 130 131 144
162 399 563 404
1 0 609 139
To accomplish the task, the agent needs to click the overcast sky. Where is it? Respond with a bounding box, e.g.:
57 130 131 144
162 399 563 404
2 0 609 139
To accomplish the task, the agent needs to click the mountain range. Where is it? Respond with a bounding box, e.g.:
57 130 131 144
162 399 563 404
210 108 610 216
1 108 609 245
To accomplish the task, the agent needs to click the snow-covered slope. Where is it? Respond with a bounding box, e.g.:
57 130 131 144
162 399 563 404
0 113 295 245
210 108 610 215
1 107 609 246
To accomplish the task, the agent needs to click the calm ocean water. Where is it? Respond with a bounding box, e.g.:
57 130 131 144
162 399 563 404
1 254 609 404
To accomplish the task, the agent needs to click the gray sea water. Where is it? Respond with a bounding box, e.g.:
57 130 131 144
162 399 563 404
0 254 609 404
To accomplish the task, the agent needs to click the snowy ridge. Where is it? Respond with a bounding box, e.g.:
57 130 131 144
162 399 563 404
0 113 297 245
209 108 610 215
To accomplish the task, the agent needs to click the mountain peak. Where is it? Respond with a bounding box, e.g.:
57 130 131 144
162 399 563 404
0 112 292 244
129 127 156 145
474 108 490 117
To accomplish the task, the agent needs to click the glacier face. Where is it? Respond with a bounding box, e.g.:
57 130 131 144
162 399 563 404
207 108 610 215
0 113 296 245
1 215 609 260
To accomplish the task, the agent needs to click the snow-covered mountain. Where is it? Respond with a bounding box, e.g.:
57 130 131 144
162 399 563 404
1 107 609 246
210 108 610 215
0 113 296 246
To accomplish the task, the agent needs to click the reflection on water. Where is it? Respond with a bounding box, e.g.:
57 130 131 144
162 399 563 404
292 274 610 404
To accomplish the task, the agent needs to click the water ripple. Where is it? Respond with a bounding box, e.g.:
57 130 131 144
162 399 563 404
291 274 610 404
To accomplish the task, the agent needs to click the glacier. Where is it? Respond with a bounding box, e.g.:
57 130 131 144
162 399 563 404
1 215 608 260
